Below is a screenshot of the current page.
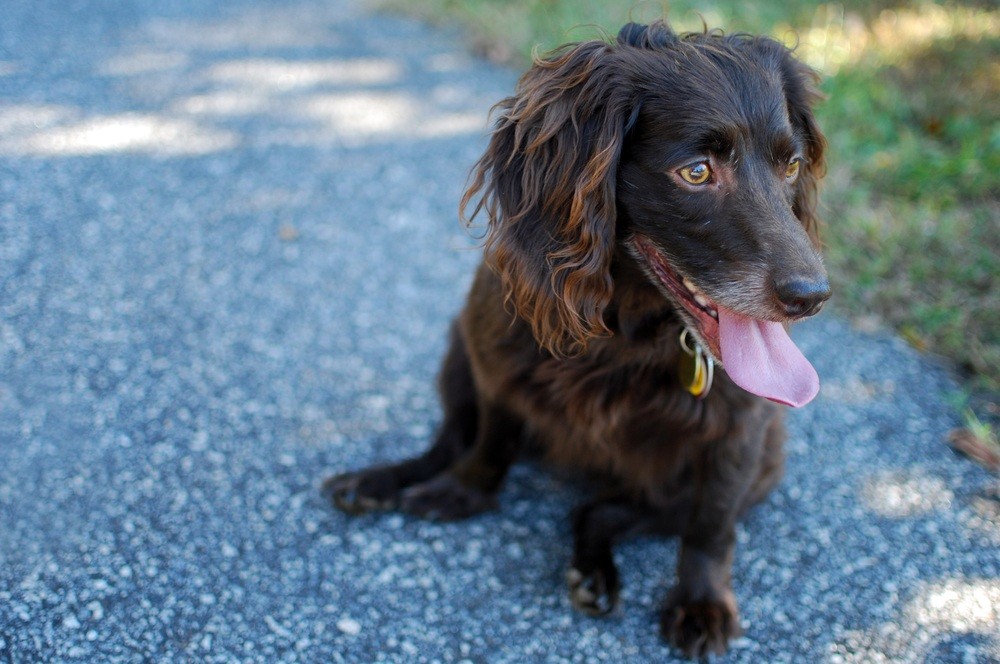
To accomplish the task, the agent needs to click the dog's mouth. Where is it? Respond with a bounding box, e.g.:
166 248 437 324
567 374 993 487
629 234 819 407
632 237 723 358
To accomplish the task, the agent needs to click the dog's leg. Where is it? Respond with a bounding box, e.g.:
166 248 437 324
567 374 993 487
659 436 764 658
323 323 478 514
567 497 652 615
397 399 523 520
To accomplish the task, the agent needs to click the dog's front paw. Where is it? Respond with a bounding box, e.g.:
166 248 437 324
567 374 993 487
660 587 740 659
321 467 404 515
399 473 497 521
567 563 619 616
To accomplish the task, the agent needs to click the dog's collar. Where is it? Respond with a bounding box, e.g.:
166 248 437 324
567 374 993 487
678 327 713 398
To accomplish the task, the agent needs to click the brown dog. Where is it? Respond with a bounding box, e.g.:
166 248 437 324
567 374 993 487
324 20 830 658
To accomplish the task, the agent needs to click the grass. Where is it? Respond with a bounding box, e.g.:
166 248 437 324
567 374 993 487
376 1 1000 400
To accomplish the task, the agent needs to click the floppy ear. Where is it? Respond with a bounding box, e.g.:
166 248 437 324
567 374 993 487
780 52 827 247
461 40 630 356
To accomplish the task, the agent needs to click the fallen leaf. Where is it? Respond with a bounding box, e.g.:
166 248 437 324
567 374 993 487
948 428 1000 472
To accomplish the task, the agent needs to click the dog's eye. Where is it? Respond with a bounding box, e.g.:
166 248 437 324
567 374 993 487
785 159 801 180
679 162 712 185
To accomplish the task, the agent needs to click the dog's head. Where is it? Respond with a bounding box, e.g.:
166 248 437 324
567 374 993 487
462 21 830 404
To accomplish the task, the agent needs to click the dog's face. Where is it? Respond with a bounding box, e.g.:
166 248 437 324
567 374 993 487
618 40 831 365
463 25 830 404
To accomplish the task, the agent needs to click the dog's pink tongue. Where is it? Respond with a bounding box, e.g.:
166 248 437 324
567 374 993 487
717 307 819 407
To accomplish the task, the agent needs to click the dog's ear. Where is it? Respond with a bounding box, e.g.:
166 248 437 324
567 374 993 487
779 50 827 247
462 40 632 356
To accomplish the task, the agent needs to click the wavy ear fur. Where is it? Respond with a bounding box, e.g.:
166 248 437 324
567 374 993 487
461 40 632 356
778 46 827 247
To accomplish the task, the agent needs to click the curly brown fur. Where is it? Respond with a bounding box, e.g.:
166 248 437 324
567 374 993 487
325 20 830 659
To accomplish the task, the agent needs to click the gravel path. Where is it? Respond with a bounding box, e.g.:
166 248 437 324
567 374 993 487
1 1 997 662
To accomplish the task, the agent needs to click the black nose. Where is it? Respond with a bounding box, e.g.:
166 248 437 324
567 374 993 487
775 277 831 319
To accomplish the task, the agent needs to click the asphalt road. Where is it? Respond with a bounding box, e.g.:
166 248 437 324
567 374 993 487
1 1 997 662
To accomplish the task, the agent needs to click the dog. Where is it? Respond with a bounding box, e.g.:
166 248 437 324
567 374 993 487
323 20 830 658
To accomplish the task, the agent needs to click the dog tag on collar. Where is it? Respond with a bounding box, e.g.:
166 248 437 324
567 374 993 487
678 328 714 398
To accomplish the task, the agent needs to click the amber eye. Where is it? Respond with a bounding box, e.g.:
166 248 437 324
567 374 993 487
785 158 801 180
679 162 712 185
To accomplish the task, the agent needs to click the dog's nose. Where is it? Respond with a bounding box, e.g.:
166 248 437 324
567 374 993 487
775 277 831 319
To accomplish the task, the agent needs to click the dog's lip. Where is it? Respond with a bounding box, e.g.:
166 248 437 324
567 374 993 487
629 233 822 407
628 234 722 360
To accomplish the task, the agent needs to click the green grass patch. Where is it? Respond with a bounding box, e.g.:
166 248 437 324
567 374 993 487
376 0 1000 392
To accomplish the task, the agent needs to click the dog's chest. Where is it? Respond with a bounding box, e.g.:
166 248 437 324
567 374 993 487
516 349 711 467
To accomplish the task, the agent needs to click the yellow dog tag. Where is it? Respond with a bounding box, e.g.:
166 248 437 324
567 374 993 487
679 328 714 398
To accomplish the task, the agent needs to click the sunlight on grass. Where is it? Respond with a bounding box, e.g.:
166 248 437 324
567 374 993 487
795 3 999 73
